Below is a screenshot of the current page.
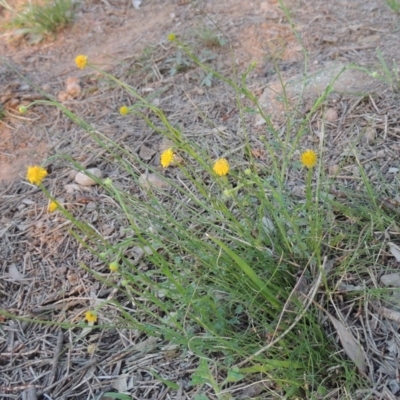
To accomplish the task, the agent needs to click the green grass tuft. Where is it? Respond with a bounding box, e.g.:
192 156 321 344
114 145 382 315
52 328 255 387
8 0 74 43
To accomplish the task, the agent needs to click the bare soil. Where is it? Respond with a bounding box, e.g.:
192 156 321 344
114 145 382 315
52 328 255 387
1 0 400 398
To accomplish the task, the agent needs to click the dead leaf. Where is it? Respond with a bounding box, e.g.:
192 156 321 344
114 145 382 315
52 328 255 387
9 264 24 281
132 0 142 9
75 168 103 186
388 242 400 261
381 273 400 287
159 138 174 152
133 336 158 353
139 144 156 161
112 375 129 393
251 148 266 159
65 77 81 98
322 35 338 43
378 306 400 324
139 173 170 190
327 313 366 373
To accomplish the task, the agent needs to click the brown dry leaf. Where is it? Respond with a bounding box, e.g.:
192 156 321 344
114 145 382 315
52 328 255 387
9 264 24 281
112 376 135 392
133 336 158 353
139 173 170 190
251 148 266 159
158 138 175 152
65 77 81 98
381 273 400 287
327 313 367 373
111 376 128 393
378 306 400 324
139 144 156 161
75 168 103 186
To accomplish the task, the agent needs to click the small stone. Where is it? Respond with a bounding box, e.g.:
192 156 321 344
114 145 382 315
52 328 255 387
195 87 204 95
363 126 376 143
57 91 69 102
86 202 97 211
325 108 338 122
329 164 340 175
377 150 386 158
75 168 103 186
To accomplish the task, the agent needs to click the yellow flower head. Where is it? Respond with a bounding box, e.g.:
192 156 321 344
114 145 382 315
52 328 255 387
85 311 97 323
160 148 174 168
48 201 58 213
213 158 230 176
26 165 48 185
300 149 317 169
167 33 176 42
18 105 27 114
75 54 88 69
119 105 129 116
109 262 119 272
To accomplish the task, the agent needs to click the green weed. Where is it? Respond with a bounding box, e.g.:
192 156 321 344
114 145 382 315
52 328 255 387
195 26 227 48
384 0 400 12
368 48 400 92
4 6 395 399
8 0 74 43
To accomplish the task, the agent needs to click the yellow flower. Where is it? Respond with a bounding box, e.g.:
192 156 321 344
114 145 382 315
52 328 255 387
167 33 176 42
26 165 48 185
300 150 317 169
119 105 129 116
75 54 88 69
48 201 58 213
109 262 119 272
213 158 230 176
160 148 174 168
85 311 97 323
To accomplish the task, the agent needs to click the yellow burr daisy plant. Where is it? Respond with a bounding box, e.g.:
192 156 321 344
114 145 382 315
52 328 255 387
18 105 27 114
119 105 129 116
300 150 317 169
48 201 58 213
75 54 88 70
26 165 48 185
160 148 175 168
167 33 176 42
85 310 97 324
109 262 119 272
213 158 230 176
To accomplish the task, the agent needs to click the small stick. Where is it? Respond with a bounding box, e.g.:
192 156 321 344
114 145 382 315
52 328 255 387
47 329 65 386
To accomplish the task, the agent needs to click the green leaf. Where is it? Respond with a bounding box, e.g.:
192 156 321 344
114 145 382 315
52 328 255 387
193 395 210 400
190 359 214 386
150 369 180 390
207 236 281 308
225 367 244 383
201 72 213 87
102 393 131 400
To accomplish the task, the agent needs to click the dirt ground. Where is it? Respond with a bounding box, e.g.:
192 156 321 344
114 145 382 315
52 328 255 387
2 0 400 398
